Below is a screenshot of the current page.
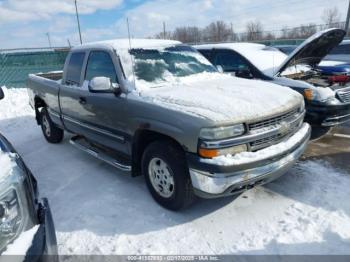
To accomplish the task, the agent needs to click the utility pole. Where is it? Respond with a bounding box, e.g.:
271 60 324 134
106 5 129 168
74 0 83 44
46 32 52 48
163 21 166 39
346 0 350 34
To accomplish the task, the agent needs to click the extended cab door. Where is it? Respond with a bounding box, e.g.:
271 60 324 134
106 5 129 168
73 50 130 155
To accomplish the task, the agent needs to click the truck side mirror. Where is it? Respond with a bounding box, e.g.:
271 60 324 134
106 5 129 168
216 65 224 73
89 77 120 94
0 87 4 100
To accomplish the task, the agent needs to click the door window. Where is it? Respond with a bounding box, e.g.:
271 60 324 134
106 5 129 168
65 52 85 85
85 51 118 83
214 50 250 73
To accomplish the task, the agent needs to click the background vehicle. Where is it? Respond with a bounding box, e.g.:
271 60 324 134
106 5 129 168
27 39 310 210
273 44 298 55
0 87 57 259
196 28 350 135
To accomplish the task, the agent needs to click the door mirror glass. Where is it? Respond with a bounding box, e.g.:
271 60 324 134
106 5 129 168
0 87 4 100
216 65 224 73
89 77 119 93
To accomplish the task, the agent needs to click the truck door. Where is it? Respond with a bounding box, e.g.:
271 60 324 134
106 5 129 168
59 51 90 136
74 50 130 155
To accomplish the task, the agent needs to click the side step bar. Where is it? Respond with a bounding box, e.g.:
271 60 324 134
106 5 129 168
70 136 132 172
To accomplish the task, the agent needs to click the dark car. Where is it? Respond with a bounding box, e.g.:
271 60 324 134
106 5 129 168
195 28 350 133
324 40 350 63
0 87 57 260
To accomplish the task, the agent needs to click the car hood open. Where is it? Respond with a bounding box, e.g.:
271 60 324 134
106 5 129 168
275 28 346 76
138 73 303 124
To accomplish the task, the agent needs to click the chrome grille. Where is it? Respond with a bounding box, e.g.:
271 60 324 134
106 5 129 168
337 87 350 103
249 108 299 132
248 108 303 151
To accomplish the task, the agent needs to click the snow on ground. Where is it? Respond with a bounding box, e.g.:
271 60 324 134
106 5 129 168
0 88 350 255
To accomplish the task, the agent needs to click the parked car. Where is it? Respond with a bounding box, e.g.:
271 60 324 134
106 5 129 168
27 39 310 210
195 28 350 131
323 39 350 63
0 87 57 259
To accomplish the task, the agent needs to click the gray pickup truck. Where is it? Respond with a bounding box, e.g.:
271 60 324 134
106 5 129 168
27 39 311 210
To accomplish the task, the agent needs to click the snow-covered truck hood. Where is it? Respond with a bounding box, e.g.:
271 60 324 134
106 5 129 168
138 73 303 124
276 28 345 76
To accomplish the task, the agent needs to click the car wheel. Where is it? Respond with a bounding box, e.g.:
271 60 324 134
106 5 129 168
40 108 64 143
142 140 195 210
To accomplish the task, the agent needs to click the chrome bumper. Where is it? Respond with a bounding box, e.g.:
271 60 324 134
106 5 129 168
189 123 311 198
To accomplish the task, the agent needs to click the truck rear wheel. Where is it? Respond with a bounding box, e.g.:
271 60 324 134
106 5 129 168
40 108 64 144
142 140 195 210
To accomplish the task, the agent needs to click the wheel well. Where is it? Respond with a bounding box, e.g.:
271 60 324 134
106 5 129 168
132 129 184 177
34 96 46 125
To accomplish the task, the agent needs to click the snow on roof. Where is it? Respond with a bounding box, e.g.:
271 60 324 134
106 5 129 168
195 42 288 76
73 39 181 51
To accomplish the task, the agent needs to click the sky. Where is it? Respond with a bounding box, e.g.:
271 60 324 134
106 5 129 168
0 0 348 49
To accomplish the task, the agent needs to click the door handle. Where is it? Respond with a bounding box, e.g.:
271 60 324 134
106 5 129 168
79 97 87 105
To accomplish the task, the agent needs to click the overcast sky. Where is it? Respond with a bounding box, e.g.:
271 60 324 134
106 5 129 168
0 0 348 49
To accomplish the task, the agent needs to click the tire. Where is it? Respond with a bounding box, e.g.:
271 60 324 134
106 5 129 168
310 126 332 141
40 108 64 144
142 140 195 210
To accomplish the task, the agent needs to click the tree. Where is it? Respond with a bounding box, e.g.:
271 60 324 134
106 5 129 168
245 20 263 41
203 21 232 42
322 7 341 28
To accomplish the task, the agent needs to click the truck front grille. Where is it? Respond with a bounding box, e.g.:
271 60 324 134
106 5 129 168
337 87 350 103
248 108 303 151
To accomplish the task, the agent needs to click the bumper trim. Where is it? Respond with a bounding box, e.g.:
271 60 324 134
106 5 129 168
321 113 350 127
189 124 311 197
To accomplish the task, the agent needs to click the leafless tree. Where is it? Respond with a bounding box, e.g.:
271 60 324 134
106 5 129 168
322 7 341 28
245 20 263 41
172 26 202 43
203 21 232 42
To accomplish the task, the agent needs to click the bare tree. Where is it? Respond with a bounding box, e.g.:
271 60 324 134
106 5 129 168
322 7 341 28
172 26 202 43
203 21 232 42
245 20 263 41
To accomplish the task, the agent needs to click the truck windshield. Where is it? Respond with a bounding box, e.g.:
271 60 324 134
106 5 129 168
129 45 217 84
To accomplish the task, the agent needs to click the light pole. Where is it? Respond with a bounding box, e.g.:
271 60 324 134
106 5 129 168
74 0 83 44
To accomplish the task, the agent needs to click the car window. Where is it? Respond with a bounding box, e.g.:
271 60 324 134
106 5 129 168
85 51 118 83
329 44 350 55
214 50 250 72
65 52 85 85
198 49 213 62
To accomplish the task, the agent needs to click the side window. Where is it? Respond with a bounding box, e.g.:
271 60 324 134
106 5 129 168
65 52 85 85
214 50 250 73
85 51 118 83
198 50 213 63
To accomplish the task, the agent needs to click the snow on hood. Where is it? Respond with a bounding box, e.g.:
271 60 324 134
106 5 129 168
136 73 302 123
276 28 346 75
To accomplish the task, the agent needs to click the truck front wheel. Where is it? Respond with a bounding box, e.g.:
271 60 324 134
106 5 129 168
142 140 195 210
40 108 64 143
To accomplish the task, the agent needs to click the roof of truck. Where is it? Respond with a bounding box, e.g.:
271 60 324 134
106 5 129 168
72 39 181 51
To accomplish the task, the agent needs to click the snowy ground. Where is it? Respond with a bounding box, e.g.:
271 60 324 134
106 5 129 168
1 87 350 255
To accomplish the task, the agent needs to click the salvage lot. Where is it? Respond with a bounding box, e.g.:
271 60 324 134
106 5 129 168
1 88 350 254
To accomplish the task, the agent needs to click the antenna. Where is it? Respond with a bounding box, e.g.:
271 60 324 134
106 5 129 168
46 32 52 49
127 17 137 89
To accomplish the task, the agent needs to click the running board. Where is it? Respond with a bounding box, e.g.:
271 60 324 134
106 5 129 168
70 136 132 172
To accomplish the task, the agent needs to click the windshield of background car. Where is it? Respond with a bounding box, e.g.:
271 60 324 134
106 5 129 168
129 45 217 85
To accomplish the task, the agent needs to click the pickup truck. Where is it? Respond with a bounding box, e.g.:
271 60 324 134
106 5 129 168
0 87 57 259
27 39 311 210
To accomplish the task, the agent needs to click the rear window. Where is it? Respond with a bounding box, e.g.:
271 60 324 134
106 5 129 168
65 52 85 85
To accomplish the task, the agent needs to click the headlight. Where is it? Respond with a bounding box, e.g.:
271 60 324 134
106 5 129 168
303 88 335 102
0 153 29 253
200 124 245 140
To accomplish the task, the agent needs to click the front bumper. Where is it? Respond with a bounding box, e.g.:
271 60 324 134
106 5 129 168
25 198 58 262
305 102 350 127
187 123 311 198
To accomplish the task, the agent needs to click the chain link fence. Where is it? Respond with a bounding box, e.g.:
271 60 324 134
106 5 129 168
0 47 69 88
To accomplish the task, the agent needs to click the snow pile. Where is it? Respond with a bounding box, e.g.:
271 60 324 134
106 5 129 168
3 225 39 255
0 86 33 119
202 124 309 166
